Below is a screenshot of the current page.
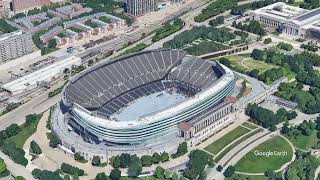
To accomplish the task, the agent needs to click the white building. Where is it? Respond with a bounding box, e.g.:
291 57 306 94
250 2 320 39
0 30 39 64
1 56 81 95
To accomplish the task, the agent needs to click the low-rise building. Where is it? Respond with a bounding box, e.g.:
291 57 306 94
250 2 320 39
12 0 51 14
178 96 238 146
1 56 81 95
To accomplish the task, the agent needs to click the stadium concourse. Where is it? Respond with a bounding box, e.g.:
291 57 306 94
52 49 239 160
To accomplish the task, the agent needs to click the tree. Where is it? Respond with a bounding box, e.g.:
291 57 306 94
173 142 188 158
88 59 94 66
1 142 28 166
5 124 21 137
183 150 209 179
160 152 169 162
216 16 225 24
74 152 85 162
95 172 108 180
48 39 57 49
264 38 272 44
30 141 42 155
303 128 312 136
152 152 161 164
154 166 165 179
281 125 290 134
110 155 120 168
16 176 25 180
25 114 39 126
119 153 130 168
249 69 260 78
47 133 60 148
109 168 121 180
219 57 231 67
128 162 142 177
35 169 63 180
60 163 84 176
171 172 179 180
217 165 223 172
0 159 6 174
92 156 101 166
317 132 320 139
269 125 277 131
265 170 276 178
32 169 42 179
63 68 70 75
223 166 235 177
277 42 293 51
141 155 153 167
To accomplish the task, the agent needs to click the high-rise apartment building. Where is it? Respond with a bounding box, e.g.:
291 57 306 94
126 0 157 16
0 31 38 64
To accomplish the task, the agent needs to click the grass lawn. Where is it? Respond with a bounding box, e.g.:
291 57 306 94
214 128 262 163
242 122 258 130
5 115 42 148
220 54 277 74
285 130 318 150
204 126 251 155
235 136 293 173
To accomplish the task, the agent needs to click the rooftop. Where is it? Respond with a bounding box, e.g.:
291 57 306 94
177 122 193 131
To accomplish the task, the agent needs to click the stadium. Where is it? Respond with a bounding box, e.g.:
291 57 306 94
56 49 235 147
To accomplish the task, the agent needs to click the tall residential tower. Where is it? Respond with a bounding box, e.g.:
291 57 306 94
126 0 157 16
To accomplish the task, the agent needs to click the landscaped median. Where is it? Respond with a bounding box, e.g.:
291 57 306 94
234 136 294 173
204 126 251 156
213 128 263 163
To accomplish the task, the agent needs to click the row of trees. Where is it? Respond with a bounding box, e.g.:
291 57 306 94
110 151 170 168
301 41 318 52
246 103 297 130
281 120 320 144
95 166 180 180
119 43 148 56
32 169 63 180
61 163 85 176
230 0 283 15
257 67 284 84
277 42 293 51
163 26 236 49
152 18 184 42
106 143 186 177
232 20 265 36
194 0 237 22
208 16 225 27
